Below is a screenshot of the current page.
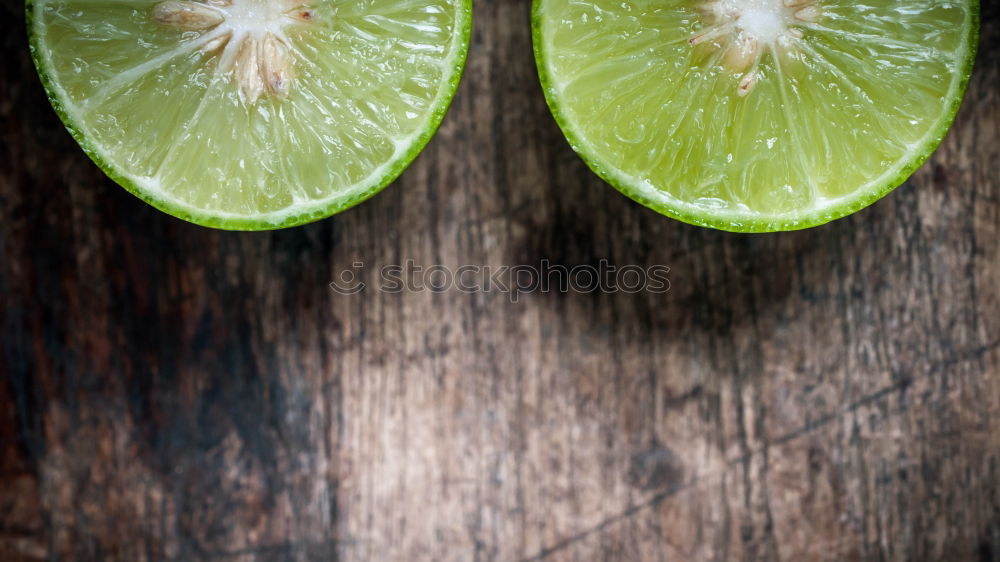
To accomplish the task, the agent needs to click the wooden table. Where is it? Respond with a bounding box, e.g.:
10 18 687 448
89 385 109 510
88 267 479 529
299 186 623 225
2 2 998 561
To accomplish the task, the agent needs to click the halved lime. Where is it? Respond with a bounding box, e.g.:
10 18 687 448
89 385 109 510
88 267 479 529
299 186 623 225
533 0 978 232
29 0 471 229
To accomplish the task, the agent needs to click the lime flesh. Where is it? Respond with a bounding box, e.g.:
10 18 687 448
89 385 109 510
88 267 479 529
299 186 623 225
533 0 979 232
30 0 471 229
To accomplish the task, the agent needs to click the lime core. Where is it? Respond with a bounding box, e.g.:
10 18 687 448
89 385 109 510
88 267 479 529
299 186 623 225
691 0 823 96
149 0 313 104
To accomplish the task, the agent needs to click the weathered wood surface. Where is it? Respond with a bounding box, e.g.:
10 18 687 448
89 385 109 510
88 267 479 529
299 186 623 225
2 1 999 560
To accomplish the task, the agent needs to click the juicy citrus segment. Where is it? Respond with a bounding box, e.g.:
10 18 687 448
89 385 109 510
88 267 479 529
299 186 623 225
533 0 978 231
30 0 471 229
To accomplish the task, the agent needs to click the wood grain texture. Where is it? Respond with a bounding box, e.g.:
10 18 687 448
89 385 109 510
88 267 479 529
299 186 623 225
2 1 999 560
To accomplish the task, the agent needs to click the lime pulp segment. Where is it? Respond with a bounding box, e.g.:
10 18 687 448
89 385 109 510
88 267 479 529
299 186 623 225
30 0 472 229
533 0 979 232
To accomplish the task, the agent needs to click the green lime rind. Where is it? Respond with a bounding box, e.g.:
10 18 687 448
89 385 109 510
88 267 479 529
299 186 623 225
27 0 472 231
531 0 980 233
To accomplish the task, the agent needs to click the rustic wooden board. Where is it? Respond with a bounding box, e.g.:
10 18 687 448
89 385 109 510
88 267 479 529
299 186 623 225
2 1 999 560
